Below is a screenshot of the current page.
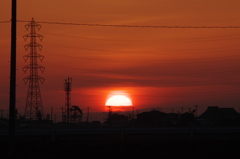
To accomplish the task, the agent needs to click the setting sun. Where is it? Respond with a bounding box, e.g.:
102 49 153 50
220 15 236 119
105 95 133 106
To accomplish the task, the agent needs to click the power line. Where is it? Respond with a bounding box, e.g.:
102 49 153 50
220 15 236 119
16 20 240 29
0 21 10 23
2 20 240 28
42 40 240 55
40 31 240 46
1 20 240 29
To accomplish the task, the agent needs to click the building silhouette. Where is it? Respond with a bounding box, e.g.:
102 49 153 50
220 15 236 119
197 106 240 126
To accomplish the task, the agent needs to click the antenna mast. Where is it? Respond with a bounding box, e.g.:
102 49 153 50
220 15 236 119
64 77 72 123
22 18 45 120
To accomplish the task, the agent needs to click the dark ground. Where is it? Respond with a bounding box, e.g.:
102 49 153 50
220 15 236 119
1 127 240 159
1 138 239 159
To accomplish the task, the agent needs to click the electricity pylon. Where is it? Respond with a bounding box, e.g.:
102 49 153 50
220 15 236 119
22 18 45 120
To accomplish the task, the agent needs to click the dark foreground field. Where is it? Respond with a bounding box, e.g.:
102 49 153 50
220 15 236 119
1 127 240 159
1 139 239 159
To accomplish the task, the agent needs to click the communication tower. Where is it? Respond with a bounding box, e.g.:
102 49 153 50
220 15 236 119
22 18 45 120
64 77 72 123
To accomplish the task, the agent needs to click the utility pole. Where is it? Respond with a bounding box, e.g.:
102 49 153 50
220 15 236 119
51 106 53 121
86 107 89 123
61 107 65 122
132 107 134 119
181 107 184 114
136 110 139 115
8 0 17 157
23 18 45 120
108 106 112 117
55 114 57 123
0 110 3 118
194 105 199 117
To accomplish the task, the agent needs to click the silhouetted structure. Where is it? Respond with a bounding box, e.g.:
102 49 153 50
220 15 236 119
23 18 45 120
136 109 196 127
180 112 195 126
136 109 167 127
63 77 72 122
108 106 112 117
198 106 240 126
105 113 129 127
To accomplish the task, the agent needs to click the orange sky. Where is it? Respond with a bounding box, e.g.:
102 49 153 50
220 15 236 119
1 0 240 122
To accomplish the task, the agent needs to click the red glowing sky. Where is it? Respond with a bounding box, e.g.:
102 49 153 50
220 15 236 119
1 0 240 121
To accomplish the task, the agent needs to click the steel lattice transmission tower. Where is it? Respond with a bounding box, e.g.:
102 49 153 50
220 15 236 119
22 18 45 120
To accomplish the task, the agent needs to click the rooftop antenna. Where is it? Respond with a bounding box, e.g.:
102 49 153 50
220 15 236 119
64 77 72 123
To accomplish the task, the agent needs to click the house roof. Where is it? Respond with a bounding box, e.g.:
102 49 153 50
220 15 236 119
198 106 239 119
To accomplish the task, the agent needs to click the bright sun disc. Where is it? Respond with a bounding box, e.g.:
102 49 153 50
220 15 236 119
105 95 132 106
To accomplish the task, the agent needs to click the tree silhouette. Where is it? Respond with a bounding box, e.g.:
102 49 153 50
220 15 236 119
69 105 83 123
